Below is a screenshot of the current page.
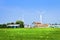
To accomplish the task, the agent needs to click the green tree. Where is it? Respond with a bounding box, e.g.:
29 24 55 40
2 24 7 28
7 22 14 25
10 22 14 24
16 20 24 28
7 23 11 25
0 24 7 28
0 24 3 28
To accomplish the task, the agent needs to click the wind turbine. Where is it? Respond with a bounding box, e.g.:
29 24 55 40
40 14 42 23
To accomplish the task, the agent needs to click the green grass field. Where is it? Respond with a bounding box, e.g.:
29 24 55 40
0 28 60 40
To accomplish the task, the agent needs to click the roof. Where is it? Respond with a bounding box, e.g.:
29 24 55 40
7 24 20 26
32 22 41 24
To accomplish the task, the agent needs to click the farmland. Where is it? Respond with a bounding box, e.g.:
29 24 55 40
0 28 60 40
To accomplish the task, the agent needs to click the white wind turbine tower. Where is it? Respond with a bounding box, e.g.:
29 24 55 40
40 15 42 23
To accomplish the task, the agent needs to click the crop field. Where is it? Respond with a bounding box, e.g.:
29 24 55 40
0 28 60 40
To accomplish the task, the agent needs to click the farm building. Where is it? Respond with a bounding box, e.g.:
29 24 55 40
24 24 31 28
7 24 20 28
32 22 49 28
49 24 60 28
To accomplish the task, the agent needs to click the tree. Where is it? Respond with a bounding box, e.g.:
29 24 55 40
7 22 14 25
10 22 14 24
0 24 7 28
7 23 11 25
55 23 57 25
2 24 7 28
0 24 3 28
16 20 24 28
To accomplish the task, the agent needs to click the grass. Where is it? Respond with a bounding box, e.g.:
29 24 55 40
0 28 60 40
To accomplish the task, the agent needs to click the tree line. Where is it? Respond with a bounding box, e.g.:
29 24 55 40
0 20 24 28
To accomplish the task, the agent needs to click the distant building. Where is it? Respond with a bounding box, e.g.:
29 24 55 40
24 24 31 28
49 24 60 28
7 24 20 28
32 22 48 28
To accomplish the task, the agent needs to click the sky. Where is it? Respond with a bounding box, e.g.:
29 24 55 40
0 0 60 24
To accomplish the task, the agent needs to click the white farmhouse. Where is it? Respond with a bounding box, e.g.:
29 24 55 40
7 24 20 28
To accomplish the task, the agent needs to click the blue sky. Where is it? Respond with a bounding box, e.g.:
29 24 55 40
0 0 60 24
